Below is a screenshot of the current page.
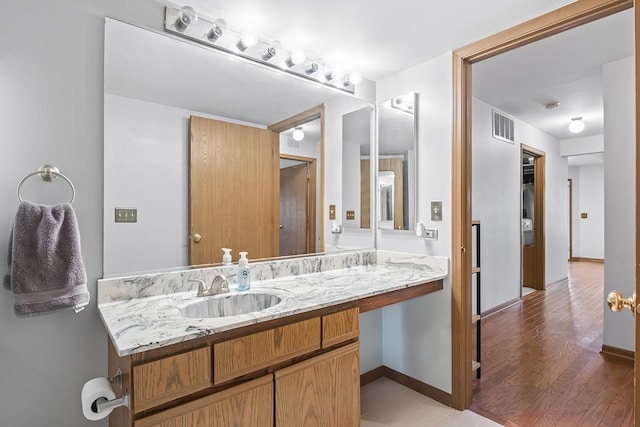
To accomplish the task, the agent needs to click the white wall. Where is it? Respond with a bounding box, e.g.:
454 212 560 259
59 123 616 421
560 134 604 156
603 56 635 351
376 53 454 393
568 164 604 259
472 98 569 311
0 1 165 426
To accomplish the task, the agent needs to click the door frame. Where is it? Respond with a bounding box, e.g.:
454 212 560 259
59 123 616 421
521 144 546 292
568 178 573 261
269 105 325 252
279 153 318 254
450 0 634 410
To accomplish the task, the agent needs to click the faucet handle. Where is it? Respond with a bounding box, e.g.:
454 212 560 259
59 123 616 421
188 279 206 297
211 275 230 294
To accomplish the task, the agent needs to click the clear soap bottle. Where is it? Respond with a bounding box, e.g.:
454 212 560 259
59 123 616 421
237 251 251 291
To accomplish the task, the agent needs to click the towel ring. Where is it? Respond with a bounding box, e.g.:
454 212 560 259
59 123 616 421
17 165 76 204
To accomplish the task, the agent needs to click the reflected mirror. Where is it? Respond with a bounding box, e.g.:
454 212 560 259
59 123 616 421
103 19 375 276
342 105 374 229
377 92 417 231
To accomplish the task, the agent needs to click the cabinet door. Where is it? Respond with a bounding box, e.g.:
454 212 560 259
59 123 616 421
134 375 273 427
275 342 360 427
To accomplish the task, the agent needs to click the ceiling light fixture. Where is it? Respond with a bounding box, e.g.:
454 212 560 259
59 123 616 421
175 6 198 32
292 127 304 142
326 67 345 81
305 63 319 75
568 117 585 133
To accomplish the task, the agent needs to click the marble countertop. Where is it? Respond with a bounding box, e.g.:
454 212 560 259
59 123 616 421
98 252 447 357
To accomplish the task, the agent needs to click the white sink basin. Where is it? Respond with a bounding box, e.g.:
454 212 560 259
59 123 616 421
179 293 282 318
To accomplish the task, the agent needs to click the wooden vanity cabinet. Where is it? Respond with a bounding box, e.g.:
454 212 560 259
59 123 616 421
108 307 360 427
275 342 360 427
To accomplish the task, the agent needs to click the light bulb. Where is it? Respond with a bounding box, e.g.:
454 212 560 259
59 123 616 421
569 117 585 133
237 33 258 51
292 127 304 142
287 50 306 67
175 6 198 32
344 72 362 86
326 66 344 81
207 18 227 42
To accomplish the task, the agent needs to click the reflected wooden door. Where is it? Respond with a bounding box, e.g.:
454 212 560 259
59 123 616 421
279 163 308 256
189 116 279 265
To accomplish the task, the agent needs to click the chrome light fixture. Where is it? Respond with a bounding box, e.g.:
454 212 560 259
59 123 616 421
206 19 227 42
175 6 198 32
292 127 305 142
569 117 585 133
164 5 362 94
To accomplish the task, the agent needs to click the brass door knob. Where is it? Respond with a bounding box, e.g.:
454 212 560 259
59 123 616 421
193 233 202 243
607 290 636 317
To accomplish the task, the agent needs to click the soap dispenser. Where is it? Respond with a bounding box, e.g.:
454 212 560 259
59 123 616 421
237 251 251 291
222 248 233 266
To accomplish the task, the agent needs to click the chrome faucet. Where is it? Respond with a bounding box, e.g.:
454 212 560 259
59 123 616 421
188 275 231 297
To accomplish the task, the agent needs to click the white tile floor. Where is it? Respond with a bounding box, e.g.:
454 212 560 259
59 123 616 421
361 377 502 427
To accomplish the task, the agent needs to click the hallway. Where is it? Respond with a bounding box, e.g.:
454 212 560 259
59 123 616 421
470 262 634 426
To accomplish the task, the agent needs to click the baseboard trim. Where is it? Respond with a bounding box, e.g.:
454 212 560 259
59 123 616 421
601 345 635 361
481 298 520 319
570 257 604 264
546 277 569 288
360 366 452 407
360 366 385 386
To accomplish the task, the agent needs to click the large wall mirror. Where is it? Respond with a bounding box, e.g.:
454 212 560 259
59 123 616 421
103 18 375 276
377 92 417 231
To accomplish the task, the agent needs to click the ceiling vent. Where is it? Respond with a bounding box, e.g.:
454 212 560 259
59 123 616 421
286 137 300 150
492 109 515 144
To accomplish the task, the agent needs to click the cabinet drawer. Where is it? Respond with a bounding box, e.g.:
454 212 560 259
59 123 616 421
134 375 273 427
133 347 211 413
275 342 360 427
214 317 321 385
322 307 359 348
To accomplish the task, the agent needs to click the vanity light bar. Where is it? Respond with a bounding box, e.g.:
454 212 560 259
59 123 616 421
164 6 360 94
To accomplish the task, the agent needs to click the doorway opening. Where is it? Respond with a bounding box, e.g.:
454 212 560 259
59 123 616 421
451 0 635 412
521 145 545 296
279 155 317 256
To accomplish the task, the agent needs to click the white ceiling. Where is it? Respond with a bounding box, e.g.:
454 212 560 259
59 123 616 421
160 0 575 79
473 9 634 141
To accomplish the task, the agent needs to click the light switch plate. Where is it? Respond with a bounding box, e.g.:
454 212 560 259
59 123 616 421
431 201 443 221
115 208 137 223
346 210 355 220
329 205 336 220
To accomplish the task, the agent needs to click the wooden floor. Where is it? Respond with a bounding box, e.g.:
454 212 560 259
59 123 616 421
470 261 634 427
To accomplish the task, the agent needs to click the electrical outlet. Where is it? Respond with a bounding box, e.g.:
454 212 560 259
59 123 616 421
424 228 438 240
329 204 336 220
115 208 137 223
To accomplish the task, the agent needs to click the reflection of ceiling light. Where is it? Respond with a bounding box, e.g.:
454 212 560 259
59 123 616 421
569 117 585 133
292 127 304 141
544 101 560 110
391 93 415 114
175 6 198 32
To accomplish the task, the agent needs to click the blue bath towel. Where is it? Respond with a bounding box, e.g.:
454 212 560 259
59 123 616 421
3 201 89 317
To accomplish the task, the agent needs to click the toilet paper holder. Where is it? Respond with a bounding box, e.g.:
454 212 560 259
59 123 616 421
93 369 129 414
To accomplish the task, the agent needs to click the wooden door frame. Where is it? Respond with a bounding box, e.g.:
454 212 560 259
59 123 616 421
279 153 318 254
451 0 634 410
568 178 573 261
521 144 546 292
269 105 325 252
